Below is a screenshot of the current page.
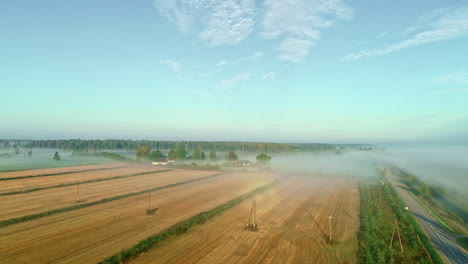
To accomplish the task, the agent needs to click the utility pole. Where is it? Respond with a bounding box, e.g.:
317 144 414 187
380 186 382 205
396 220 403 252
245 200 258 231
148 192 151 209
328 215 333 242
76 182 80 203
389 227 395 248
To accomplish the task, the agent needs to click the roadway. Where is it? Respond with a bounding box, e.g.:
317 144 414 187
387 172 468 264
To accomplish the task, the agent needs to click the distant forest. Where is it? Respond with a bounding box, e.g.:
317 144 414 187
1 139 372 153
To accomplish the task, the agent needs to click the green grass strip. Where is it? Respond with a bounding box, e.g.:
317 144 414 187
409 192 454 233
0 170 171 196
386 180 444 264
456 237 468 251
0 166 128 181
0 172 226 228
100 180 277 264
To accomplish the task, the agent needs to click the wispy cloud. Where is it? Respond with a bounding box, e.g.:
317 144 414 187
432 70 468 94
160 60 182 74
261 72 276 80
341 6 468 61
433 70 468 85
188 88 214 98
218 73 252 90
154 0 256 46
432 88 468 94
216 52 264 67
197 68 219 78
262 0 352 63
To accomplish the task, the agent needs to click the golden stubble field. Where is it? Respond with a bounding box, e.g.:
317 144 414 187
0 163 359 264
0 163 277 263
130 175 360 264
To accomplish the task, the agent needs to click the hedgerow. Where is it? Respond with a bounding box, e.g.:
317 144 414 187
100 181 277 264
0 170 170 196
0 173 226 228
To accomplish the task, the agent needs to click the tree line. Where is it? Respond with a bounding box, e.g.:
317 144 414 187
13 139 351 153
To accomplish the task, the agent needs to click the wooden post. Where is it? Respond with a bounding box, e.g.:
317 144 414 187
380 186 382 205
22 179 25 193
148 192 151 209
328 215 333 242
389 227 395 248
396 220 403 252
76 182 80 203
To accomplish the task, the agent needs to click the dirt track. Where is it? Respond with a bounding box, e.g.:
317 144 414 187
0 170 276 264
131 176 360 264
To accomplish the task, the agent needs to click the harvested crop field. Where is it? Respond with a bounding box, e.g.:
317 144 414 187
0 165 278 264
0 163 126 179
130 176 360 264
0 169 217 220
0 165 165 194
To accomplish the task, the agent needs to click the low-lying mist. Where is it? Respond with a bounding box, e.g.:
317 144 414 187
256 145 467 207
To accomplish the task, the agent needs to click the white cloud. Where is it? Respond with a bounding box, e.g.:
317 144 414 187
218 73 252 90
198 68 220 78
262 0 352 63
433 70 468 85
189 88 214 98
432 70 468 94
160 60 182 74
341 6 468 61
216 52 264 67
377 32 388 39
154 0 256 46
261 72 276 80
432 88 468 94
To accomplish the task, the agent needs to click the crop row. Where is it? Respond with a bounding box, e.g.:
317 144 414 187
0 172 226 228
0 170 171 196
0 166 128 181
100 180 278 264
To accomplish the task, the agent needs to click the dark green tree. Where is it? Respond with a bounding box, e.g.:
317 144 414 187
201 151 206 160
28 149 32 157
53 151 61 161
168 149 176 160
420 182 431 198
149 149 165 160
227 151 238 160
14 145 19 155
136 146 150 160
256 153 272 164
192 149 202 160
176 147 187 160
209 150 217 160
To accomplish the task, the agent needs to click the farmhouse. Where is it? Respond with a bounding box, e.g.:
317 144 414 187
151 158 174 165
234 160 251 166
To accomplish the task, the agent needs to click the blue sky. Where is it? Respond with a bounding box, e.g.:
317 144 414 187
1 0 467 143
